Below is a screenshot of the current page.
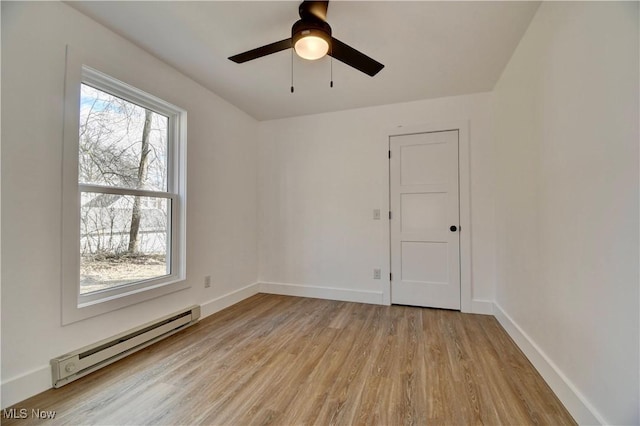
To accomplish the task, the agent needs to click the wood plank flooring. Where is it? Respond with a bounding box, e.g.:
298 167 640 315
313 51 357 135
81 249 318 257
2 294 575 425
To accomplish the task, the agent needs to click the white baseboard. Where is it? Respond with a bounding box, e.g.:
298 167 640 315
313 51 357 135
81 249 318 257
3 290 606 426
493 302 607 425
200 282 260 319
259 281 384 305
470 299 494 315
1 283 261 410
1 365 51 410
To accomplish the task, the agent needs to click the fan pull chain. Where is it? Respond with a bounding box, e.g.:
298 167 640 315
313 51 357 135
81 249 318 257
290 49 295 93
330 48 334 88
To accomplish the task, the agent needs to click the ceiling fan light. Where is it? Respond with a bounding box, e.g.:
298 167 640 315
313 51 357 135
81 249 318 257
294 35 329 60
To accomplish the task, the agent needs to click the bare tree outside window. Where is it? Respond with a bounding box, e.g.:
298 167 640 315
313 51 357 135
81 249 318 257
79 84 170 294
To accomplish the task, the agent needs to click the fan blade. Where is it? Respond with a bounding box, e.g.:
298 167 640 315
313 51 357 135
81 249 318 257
229 38 292 63
299 1 329 21
329 37 384 77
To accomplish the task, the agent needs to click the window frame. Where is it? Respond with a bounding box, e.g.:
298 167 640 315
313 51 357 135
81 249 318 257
61 47 188 325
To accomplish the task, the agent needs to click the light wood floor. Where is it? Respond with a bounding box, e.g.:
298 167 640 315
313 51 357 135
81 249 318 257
3 294 575 425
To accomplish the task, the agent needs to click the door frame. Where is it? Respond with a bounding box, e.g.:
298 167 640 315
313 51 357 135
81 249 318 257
382 121 472 312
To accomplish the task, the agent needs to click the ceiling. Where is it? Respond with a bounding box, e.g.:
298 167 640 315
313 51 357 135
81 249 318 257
67 1 540 121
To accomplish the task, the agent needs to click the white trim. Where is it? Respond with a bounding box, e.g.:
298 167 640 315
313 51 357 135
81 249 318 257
1 365 51 410
61 46 188 325
471 299 494 315
79 184 174 199
493 302 607 425
384 121 472 312
200 283 261 319
2 284 261 408
82 66 180 119
260 282 384 305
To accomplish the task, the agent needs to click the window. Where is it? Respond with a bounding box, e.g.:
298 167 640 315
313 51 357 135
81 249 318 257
62 51 187 324
78 83 172 297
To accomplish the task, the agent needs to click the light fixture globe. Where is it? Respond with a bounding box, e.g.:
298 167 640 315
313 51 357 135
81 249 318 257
292 20 332 60
295 35 329 60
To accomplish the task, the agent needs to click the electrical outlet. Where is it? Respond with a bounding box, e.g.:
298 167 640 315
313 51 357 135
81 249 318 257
373 268 381 279
373 209 381 220
204 275 211 288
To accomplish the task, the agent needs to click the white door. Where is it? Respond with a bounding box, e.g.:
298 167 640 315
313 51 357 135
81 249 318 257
390 130 460 309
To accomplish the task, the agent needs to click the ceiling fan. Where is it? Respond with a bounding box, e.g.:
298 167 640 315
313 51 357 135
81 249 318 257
228 0 384 77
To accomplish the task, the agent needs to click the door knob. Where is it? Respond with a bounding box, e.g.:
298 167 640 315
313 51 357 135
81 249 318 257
450 225 458 232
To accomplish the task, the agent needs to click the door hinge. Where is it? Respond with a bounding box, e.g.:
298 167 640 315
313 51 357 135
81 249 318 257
388 211 392 220
388 150 391 159
390 272 393 280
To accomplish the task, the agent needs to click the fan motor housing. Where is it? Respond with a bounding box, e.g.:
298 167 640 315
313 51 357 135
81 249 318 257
292 19 332 48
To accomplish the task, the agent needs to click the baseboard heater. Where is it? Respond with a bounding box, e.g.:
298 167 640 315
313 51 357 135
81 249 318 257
51 305 200 388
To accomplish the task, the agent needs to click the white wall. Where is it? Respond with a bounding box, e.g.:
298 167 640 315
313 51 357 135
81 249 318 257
258 93 495 311
1 1 258 407
492 2 639 424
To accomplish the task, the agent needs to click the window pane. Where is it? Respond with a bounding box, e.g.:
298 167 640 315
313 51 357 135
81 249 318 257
79 84 168 192
80 192 170 294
